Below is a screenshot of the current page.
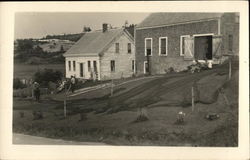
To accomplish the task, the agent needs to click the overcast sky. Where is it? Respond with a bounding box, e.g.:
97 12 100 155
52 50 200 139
14 12 150 40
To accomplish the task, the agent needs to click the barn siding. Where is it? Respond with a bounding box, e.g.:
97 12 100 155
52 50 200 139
100 33 135 80
135 20 219 75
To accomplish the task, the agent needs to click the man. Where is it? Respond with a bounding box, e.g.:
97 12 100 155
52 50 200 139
33 82 40 102
70 76 76 93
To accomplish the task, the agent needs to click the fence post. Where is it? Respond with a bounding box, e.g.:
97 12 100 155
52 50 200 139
63 84 71 118
64 99 66 118
228 57 232 80
111 78 113 96
191 86 195 112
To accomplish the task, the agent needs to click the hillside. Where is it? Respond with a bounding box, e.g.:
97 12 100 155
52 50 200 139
13 60 239 146
43 33 84 42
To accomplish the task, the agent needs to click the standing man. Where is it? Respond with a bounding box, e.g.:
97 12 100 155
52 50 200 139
70 76 76 93
34 82 40 102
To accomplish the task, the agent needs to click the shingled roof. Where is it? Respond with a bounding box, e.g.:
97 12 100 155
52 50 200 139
64 28 132 56
136 12 223 29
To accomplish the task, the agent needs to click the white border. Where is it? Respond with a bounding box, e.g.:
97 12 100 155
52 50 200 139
159 37 168 56
144 37 153 56
0 2 249 160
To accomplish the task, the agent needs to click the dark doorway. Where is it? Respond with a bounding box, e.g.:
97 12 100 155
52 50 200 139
194 36 212 60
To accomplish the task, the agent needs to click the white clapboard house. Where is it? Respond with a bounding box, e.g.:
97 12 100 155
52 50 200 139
63 24 135 80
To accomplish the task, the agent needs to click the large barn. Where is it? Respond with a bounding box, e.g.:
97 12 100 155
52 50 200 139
135 13 239 75
63 24 135 80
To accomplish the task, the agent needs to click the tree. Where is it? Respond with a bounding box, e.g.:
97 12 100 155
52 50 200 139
83 26 91 32
33 69 63 87
60 45 64 52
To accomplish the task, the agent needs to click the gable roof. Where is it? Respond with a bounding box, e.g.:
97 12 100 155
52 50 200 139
136 12 224 29
64 28 132 56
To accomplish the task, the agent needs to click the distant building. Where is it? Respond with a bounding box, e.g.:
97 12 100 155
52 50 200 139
63 23 135 80
135 12 239 75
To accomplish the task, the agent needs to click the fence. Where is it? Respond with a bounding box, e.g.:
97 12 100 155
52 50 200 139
13 87 49 98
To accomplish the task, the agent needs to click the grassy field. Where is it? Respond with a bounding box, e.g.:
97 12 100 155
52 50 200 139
14 63 65 79
13 62 239 146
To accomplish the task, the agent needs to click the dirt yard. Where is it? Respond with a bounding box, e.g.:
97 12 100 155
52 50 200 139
13 62 238 146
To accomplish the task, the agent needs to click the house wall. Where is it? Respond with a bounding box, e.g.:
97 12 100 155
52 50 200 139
65 56 100 80
135 20 219 75
100 33 135 80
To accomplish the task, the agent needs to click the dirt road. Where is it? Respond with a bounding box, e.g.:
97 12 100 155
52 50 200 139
13 133 107 145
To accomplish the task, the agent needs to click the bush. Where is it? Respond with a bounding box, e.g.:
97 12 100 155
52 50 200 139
187 61 209 73
33 69 62 87
13 78 27 89
165 67 175 74
134 108 149 123
33 111 43 120
79 113 87 121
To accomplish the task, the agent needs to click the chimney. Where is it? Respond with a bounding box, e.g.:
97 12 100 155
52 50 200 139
102 23 108 33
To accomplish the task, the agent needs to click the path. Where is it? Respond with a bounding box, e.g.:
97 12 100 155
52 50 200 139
13 133 107 145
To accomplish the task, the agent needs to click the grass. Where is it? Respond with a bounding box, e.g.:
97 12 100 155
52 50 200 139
12 63 239 146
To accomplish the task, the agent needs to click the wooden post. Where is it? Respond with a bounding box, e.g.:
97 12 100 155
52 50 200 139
63 84 71 118
64 99 66 118
229 57 232 80
111 77 113 97
191 86 195 112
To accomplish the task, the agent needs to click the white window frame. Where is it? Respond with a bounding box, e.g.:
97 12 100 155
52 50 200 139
180 35 190 56
159 37 168 56
143 61 148 74
144 38 153 56
193 33 214 37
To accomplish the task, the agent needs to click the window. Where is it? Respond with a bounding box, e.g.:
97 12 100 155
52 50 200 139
145 38 152 56
93 61 97 72
73 61 76 71
128 43 132 53
132 60 135 72
159 37 168 55
68 61 71 71
80 63 84 77
87 61 91 72
180 35 190 56
111 60 115 72
228 34 233 52
115 43 119 53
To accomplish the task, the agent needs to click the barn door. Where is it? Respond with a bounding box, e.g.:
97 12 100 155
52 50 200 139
212 35 222 58
184 37 194 60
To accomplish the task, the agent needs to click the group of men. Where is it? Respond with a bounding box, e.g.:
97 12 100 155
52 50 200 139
32 75 77 102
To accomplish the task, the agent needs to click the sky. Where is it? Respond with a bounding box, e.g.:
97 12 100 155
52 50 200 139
14 12 150 40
